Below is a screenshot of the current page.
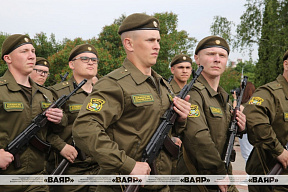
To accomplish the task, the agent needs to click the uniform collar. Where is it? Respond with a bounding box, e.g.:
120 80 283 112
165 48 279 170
197 74 229 101
122 58 163 85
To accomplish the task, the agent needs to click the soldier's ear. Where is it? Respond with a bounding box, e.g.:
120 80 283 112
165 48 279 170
69 61 75 70
123 38 134 52
284 60 288 71
3 55 12 64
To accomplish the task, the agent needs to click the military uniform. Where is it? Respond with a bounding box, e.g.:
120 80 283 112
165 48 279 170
174 74 237 192
73 59 183 192
244 74 288 192
47 76 98 192
0 70 54 192
169 78 181 95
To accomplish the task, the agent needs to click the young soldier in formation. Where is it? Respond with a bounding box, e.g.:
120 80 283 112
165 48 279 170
0 34 63 192
169 54 193 93
47 44 99 192
72 13 191 192
174 36 246 192
244 50 288 192
29 57 50 85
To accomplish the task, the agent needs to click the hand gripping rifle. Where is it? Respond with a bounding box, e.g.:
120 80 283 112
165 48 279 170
51 137 86 175
124 66 203 192
267 142 288 175
223 76 248 170
5 79 87 168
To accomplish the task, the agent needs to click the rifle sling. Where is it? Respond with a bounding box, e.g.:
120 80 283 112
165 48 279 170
182 147 209 192
29 135 51 153
163 136 179 159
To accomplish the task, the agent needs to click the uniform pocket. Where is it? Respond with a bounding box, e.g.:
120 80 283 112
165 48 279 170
131 93 154 107
209 106 223 118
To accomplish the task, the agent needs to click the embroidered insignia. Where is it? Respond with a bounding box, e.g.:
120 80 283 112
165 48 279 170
248 97 264 105
86 98 105 112
4 102 24 110
188 104 200 118
284 113 288 121
210 106 223 115
131 94 154 104
153 21 158 27
69 104 82 112
41 102 52 109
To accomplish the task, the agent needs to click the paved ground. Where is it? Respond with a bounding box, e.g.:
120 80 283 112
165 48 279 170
232 138 248 192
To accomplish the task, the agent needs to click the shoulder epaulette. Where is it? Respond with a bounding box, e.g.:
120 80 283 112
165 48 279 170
0 77 8 86
193 82 205 91
107 67 130 80
267 81 282 90
50 81 70 91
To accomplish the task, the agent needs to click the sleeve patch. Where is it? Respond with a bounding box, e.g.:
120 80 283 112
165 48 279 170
248 97 264 105
188 104 200 118
86 98 105 112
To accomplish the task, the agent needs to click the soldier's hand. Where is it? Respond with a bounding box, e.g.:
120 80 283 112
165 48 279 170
218 174 229 192
46 108 63 124
277 149 288 169
60 144 78 163
236 110 246 132
130 162 151 175
171 137 182 147
0 149 14 170
173 95 191 122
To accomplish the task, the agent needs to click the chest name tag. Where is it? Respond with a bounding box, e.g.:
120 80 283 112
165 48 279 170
210 106 223 115
132 94 154 104
69 104 82 112
4 102 24 110
284 113 288 121
41 102 52 109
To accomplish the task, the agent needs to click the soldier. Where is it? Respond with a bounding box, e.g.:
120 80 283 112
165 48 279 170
72 13 191 192
47 44 99 192
174 36 246 192
169 54 193 92
169 54 193 191
243 50 288 192
0 34 63 192
29 57 50 85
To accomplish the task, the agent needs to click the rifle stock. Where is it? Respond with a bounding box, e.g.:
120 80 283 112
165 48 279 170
223 76 248 170
124 66 203 192
5 79 87 168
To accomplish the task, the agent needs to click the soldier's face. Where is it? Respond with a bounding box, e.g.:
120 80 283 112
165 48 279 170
194 47 228 78
132 30 160 68
29 65 49 85
171 62 192 84
70 52 98 79
7 44 36 75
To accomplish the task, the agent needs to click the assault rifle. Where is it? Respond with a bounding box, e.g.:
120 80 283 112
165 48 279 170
5 79 87 168
267 142 288 175
167 75 174 83
124 66 203 192
60 72 69 82
223 76 248 170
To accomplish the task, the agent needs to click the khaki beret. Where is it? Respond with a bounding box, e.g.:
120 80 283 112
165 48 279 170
69 44 98 61
195 35 230 55
170 54 192 67
1 34 33 60
283 50 288 61
36 57 50 68
118 13 160 35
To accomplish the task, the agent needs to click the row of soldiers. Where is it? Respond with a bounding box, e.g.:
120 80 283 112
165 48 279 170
0 13 287 192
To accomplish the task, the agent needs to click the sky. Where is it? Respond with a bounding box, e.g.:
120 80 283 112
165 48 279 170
0 0 258 62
